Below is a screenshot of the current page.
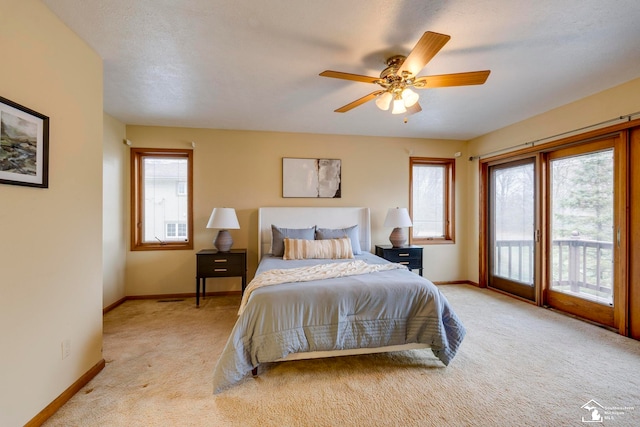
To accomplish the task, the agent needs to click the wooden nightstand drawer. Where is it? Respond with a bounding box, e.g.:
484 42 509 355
375 245 423 276
197 255 244 276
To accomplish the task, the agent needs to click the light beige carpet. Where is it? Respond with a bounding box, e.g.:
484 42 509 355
44 285 640 426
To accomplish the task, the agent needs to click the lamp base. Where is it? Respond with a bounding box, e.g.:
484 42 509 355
214 230 233 252
389 227 407 248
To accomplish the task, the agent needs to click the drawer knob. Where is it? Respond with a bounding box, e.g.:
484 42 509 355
214 268 228 272
398 253 410 257
214 259 227 263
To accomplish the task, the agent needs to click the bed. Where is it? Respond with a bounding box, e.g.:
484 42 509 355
212 207 466 393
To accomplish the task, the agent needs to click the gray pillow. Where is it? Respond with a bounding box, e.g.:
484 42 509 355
315 225 362 254
271 225 316 256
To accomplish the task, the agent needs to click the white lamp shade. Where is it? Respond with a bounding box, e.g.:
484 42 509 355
391 97 407 114
206 208 240 229
375 92 393 111
402 88 419 107
384 207 413 228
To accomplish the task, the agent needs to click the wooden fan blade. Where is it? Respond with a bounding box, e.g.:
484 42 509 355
334 90 383 113
413 70 491 88
406 102 422 115
320 70 380 84
397 31 451 77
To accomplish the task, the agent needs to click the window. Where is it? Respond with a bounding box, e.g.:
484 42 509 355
165 222 187 239
131 148 193 250
176 181 187 196
409 157 455 244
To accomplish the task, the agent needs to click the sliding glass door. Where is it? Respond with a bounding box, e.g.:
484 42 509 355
488 158 537 301
546 139 615 326
482 129 630 332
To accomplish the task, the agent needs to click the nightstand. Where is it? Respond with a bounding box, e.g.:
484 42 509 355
375 245 423 276
196 248 247 307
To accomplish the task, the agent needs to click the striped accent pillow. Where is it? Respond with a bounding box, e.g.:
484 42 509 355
283 237 354 260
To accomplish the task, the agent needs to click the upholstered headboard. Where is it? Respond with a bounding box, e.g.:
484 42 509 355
258 207 371 260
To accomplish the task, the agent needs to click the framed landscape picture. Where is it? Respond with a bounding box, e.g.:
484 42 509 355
0 96 49 188
282 157 341 198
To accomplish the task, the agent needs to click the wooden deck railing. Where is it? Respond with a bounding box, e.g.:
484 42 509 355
551 237 613 299
494 237 613 299
494 239 534 284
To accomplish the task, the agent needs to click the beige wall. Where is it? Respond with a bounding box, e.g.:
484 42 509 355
5 4 638 424
0 1 104 426
465 77 640 283
124 126 469 295
103 114 127 308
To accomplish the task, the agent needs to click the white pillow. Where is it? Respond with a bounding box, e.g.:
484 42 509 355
283 237 354 260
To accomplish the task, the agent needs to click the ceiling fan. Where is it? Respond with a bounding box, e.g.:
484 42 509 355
320 31 490 116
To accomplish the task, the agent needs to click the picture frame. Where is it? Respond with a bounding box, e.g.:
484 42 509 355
0 96 49 188
282 157 341 198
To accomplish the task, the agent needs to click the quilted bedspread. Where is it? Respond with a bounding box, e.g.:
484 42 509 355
212 254 466 393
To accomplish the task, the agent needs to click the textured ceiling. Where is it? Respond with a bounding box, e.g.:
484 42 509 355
42 0 640 140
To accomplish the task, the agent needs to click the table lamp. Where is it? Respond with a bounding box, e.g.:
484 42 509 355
383 207 413 247
206 207 240 252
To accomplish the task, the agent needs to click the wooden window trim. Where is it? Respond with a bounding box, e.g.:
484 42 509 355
130 148 194 251
409 157 455 245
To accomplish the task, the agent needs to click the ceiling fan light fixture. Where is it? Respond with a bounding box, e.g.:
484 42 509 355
402 88 419 107
375 91 393 111
320 31 490 115
391 95 407 115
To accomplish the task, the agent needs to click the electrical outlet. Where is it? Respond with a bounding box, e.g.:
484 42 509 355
62 339 71 359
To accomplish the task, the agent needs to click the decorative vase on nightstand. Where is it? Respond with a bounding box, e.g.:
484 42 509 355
214 229 233 252
388 227 407 247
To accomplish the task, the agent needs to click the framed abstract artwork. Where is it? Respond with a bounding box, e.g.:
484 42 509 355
282 157 341 198
0 96 50 188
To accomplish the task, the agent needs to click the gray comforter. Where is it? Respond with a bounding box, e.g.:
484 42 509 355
212 253 466 393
